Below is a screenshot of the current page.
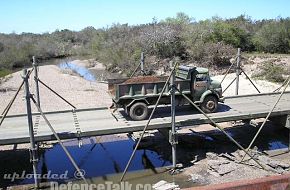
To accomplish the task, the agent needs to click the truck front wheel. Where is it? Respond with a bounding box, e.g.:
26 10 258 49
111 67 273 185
129 102 148 120
201 95 218 113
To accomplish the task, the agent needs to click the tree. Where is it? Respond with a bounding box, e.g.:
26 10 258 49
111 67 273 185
205 18 249 49
253 19 290 53
163 12 192 25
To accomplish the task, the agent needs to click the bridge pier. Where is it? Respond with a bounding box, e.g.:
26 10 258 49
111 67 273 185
269 115 290 129
284 115 289 151
269 115 290 151
157 128 170 140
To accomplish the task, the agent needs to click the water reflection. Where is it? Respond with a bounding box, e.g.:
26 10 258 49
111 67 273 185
59 62 96 81
10 137 171 187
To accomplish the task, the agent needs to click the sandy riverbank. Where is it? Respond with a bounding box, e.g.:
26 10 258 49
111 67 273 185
212 72 289 97
0 63 111 115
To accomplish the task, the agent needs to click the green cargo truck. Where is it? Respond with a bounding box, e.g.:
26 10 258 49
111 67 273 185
108 66 224 120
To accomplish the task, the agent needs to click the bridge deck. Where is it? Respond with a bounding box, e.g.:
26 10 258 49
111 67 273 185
0 92 289 145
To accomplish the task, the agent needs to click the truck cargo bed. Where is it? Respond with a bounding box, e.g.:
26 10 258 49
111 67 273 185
108 76 191 102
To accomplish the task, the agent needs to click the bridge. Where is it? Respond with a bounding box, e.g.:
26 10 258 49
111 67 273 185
1 91 289 145
1 53 290 187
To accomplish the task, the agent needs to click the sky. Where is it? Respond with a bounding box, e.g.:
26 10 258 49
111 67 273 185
0 0 289 34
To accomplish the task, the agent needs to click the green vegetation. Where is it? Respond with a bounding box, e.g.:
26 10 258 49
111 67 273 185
0 14 290 76
253 62 288 83
252 19 290 53
0 68 11 78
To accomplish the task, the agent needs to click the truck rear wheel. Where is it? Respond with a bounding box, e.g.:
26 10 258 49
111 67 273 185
201 95 218 113
129 102 148 120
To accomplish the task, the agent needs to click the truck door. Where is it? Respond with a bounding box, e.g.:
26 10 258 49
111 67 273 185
193 73 209 100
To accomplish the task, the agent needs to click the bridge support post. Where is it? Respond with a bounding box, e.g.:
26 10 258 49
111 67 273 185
33 56 41 107
170 63 177 169
141 52 145 75
235 48 241 95
22 69 39 189
129 52 145 78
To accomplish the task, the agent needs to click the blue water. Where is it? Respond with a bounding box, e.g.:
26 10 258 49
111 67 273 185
14 138 171 186
59 63 96 81
268 141 288 150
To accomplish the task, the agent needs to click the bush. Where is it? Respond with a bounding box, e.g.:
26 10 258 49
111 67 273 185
253 62 287 83
0 68 11 78
186 41 235 68
252 20 290 53
138 23 185 58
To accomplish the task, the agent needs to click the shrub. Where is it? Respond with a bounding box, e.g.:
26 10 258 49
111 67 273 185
252 20 290 53
253 62 287 83
0 68 11 78
186 41 235 68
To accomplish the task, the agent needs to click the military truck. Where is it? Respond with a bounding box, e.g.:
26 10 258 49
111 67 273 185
108 66 224 120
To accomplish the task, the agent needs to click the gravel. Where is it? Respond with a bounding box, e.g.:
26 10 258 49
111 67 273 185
184 151 290 185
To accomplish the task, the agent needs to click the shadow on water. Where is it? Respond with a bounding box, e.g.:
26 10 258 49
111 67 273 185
0 150 31 188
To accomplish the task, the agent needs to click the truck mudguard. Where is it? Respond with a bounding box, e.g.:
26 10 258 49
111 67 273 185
200 90 219 103
127 98 150 108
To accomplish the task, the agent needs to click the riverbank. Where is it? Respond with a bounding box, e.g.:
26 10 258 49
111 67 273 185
0 63 111 115
0 69 11 78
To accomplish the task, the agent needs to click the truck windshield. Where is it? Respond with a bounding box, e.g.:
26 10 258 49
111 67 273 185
196 73 208 82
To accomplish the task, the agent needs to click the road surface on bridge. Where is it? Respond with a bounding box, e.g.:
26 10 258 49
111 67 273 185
0 92 289 145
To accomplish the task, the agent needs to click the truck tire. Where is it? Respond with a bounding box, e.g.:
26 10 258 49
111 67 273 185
129 102 148 120
201 95 218 113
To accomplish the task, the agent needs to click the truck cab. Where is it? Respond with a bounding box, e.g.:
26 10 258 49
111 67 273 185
177 66 223 113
